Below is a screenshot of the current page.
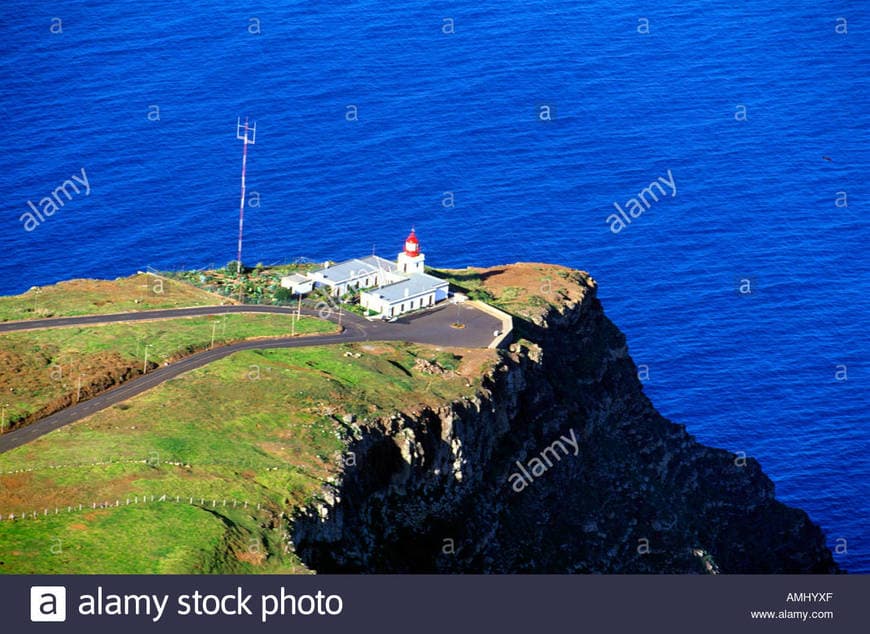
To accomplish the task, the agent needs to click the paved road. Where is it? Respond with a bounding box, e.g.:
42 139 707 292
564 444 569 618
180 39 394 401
0 304 330 332
0 302 501 454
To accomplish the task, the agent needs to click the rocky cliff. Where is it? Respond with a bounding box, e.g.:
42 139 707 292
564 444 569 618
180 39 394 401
291 264 839 573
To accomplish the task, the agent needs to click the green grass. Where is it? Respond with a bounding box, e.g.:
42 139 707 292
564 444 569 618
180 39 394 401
0 313 337 428
0 343 493 574
0 274 226 322
0 504 228 574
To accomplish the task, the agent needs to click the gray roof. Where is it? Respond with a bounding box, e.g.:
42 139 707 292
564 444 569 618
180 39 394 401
280 273 310 284
310 255 397 285
364 272 447 304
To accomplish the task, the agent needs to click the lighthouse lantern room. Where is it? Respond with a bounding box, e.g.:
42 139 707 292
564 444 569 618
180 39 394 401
397 228 425 274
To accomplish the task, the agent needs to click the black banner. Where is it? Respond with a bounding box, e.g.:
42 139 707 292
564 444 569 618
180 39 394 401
4 574 866 632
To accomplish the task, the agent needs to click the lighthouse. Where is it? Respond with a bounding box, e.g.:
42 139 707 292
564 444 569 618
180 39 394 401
397 228 425 274
306 228 449 318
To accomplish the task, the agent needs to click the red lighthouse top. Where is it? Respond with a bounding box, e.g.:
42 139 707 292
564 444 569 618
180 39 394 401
403 229 420 257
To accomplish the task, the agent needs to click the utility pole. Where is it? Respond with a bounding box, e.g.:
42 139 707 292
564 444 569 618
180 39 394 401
76 375 82 403
143 344 153 374
235 117 257 300
211 321 218 349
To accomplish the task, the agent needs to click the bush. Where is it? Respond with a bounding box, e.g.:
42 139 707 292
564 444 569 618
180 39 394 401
225 260 245 275
274 287 293 303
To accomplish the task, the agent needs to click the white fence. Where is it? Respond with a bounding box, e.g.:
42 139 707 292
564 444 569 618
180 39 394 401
0 493 267 522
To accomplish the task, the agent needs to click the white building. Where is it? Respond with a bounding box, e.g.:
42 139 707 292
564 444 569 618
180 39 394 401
360 230 448 318
307 255 399 298
360 271 449 318
307 230 449 318
279 273 314 295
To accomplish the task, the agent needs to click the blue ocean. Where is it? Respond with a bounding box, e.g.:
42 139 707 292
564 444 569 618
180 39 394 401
1 1 867 571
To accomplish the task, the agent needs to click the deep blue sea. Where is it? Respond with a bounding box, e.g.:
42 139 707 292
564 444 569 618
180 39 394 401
1 1 867 572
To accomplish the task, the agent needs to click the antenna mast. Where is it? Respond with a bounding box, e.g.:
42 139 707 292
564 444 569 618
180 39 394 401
235 117 256 277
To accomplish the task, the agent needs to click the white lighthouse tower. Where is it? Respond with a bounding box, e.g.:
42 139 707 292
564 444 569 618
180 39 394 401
397 228 425 274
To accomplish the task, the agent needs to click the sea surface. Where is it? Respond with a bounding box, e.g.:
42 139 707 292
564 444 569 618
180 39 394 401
1 1 867 571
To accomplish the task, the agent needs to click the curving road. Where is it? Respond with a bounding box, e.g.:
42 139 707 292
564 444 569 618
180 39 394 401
0 304 342 333
0 302 502 454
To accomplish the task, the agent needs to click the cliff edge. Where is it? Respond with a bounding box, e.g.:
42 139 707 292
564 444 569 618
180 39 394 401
292 263 840 573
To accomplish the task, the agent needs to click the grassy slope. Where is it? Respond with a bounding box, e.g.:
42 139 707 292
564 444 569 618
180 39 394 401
0 343 495 574
0 274 228 322
0 313 337 429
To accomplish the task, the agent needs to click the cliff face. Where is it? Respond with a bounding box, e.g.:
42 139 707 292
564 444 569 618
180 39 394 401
291 265 839 573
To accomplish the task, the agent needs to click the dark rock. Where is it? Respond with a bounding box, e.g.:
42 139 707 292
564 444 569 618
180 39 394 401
292 276 840 574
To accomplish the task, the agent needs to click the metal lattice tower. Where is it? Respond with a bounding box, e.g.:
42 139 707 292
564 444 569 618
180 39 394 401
235 117 256 276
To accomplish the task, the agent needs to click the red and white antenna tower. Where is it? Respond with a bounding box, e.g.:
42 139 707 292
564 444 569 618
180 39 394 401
235 116 256 276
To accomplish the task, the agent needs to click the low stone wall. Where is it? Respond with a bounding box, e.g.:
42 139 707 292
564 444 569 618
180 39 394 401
470 300 513 349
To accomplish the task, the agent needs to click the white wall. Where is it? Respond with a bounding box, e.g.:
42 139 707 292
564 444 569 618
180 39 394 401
361 288 442 317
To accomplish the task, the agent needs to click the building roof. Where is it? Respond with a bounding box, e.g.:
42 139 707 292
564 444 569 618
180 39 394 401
364 272 447 304
280 273 310 284
310 255 397 285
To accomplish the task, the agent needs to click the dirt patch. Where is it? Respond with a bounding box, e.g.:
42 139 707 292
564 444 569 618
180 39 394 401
481 263 589 300
0 347 142 432
446 262 594 323
455 348 497 377
235 549 266 565
360 344 391 354
0 473 37 508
